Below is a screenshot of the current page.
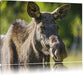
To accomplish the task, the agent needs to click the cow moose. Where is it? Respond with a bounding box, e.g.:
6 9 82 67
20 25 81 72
1 2 70 71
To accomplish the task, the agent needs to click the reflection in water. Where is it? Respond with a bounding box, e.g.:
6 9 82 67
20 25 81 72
1 63 50 72
53 63 67 70
18 64 46 71
2 62 82 72
1 63 68 72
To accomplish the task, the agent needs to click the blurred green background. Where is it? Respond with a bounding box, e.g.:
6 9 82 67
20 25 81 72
0 1 82 68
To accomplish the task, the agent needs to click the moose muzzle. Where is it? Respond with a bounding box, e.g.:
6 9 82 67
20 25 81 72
49 35 67 62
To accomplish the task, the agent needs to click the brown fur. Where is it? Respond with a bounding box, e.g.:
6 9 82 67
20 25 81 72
1 2 70 71
1 19 45 71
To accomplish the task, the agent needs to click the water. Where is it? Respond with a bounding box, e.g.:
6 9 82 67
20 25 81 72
0 61 82 73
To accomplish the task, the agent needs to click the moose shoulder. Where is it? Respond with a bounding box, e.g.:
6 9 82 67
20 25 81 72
1 2 70 71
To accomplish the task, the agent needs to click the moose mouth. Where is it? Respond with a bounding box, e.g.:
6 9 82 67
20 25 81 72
53 55 63 62
49 48 63 62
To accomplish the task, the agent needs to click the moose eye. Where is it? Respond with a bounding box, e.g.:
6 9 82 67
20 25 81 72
40 26 46 30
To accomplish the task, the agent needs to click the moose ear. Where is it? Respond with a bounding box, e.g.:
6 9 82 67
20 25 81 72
51 4 70 20
27 2 40 18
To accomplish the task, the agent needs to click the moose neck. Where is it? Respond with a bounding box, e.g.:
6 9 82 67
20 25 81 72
24 19 43 63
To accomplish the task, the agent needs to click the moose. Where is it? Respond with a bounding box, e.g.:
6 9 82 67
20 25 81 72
1 2 70 71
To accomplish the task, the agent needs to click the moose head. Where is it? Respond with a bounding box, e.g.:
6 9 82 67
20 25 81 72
27 2 70 62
